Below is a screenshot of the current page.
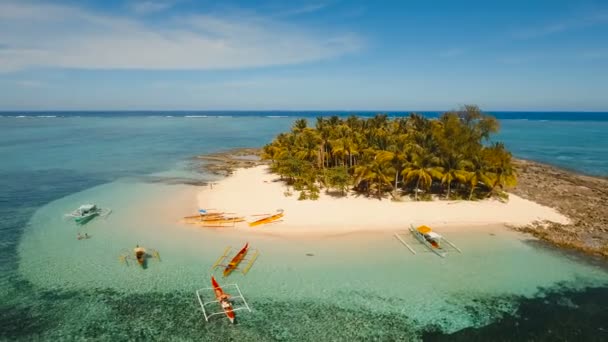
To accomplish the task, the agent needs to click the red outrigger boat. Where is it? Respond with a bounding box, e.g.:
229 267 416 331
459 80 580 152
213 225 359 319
223 243 249 277
211 276 235 323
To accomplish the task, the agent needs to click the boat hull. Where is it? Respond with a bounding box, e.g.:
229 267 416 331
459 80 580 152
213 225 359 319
223 243 249 277
211 276 235 323
249 213 283 227
409 225 446 257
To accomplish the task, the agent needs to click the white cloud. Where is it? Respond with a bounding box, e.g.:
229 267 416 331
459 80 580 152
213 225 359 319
0 1 362 72
512 12 608 39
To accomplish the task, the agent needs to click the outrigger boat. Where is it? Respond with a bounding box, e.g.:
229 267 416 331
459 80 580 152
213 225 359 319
119 245 161 268
211 276 235 323
223 243 249 277
181 208 245 228
397 224 461 258
65 204 111 224
212 244 259 276
248 209 284 227
195 280 252 323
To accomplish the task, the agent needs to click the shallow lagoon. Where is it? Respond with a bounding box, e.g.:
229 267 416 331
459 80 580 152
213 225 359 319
18 173 608 338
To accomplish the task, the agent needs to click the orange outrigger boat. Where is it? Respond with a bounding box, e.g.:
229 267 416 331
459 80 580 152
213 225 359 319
211 276 235 323
249 209 284 227
223 243 249 277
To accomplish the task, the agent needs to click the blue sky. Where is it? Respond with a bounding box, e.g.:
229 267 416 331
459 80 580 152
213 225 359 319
0 0 607 111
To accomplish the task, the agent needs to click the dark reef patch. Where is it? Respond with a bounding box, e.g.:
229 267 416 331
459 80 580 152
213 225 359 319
422 285 608 342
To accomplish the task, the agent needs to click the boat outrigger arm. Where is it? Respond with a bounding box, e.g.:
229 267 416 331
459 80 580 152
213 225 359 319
195 283 252 322
211 246 260 275
394 225 462 258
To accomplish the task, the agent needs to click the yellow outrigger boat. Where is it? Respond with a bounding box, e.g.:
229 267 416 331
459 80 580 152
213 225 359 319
248 209 284 227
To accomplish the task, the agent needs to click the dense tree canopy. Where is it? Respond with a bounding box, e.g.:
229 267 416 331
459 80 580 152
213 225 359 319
261 105 516 201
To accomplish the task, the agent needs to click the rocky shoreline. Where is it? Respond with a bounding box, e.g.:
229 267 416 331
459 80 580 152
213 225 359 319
196 148 608 258
510 159 608 258
195 148 267 176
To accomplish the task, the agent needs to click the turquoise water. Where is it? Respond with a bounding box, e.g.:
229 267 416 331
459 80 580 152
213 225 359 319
1 115 608 340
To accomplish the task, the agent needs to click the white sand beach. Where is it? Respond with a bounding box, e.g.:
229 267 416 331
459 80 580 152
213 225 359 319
196 165 569 236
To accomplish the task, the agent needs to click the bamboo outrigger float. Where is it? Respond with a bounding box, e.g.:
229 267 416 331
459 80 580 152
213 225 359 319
195 280 252 324
248 209 284 227
211 243 259 276
394 225 462 258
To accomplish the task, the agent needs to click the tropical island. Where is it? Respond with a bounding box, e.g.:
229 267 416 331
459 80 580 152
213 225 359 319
194 106 607 259
261 105 516 201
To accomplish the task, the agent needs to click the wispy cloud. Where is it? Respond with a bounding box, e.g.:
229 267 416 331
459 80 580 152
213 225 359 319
438 48 465 58
0 1 362 73
275 3 329 17
497 55 538 65
15 80 46 88
129 0 177 14
512 12 608 39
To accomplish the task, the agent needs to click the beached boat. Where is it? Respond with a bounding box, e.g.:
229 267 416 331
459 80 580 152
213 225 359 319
409 225 447 258
201 216 245 223
223 243 249 277
248 209 284 227
65 204 111 224
211 276 235 323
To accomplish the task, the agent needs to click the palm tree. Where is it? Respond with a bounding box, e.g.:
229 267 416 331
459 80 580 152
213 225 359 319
485 142 517 197
438 152 468 199
464 153 494 200
295 128 322 167
354 152 395 199
263 106 516 201
292 118 308 135
401 151 443 201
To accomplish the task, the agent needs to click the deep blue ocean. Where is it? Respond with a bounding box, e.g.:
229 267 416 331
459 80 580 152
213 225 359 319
1 112 607 340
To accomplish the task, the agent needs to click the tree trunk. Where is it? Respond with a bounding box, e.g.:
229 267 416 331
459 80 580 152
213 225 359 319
319 146 324 169
446 181 451 199
415 176 421 201
394 171 399 191
468 185 475 200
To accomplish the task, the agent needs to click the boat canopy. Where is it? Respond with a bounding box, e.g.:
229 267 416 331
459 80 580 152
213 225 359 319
417 225 432 234
79 204 96 212
426 231 442 239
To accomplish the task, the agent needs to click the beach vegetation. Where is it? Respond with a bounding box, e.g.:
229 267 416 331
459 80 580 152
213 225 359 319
261 105 517 201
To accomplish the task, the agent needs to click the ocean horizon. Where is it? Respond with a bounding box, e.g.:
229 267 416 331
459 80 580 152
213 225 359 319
2 110 608 121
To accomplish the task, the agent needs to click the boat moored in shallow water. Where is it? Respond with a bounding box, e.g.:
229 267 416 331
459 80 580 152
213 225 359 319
211 276 235 323
65 204 111 224
223 243 249 277
409 225 446 257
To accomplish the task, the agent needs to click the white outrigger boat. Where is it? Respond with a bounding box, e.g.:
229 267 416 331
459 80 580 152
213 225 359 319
65 204 111 224
409 225 447 257
394 224 462 258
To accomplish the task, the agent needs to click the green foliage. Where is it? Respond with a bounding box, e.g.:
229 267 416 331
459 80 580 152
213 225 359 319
260 106 517 201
